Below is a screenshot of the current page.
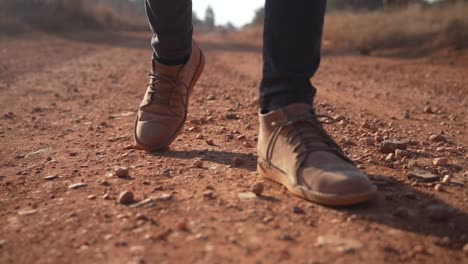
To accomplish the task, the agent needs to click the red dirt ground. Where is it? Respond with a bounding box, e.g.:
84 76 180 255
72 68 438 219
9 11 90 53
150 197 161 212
0 30 467 263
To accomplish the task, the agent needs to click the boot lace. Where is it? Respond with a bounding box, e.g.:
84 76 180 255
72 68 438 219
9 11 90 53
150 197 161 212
272 113 353 166
146 72 180 106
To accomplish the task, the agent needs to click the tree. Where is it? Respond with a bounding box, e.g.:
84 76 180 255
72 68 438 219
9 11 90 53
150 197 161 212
328 0 384 11
251 7 265 25
204 6 215 28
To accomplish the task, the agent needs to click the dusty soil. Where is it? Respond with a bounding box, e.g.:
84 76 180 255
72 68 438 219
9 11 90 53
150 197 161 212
0 30 467 264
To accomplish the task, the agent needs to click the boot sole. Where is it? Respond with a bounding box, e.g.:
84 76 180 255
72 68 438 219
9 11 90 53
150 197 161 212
257 160 378 206
134 49 206 151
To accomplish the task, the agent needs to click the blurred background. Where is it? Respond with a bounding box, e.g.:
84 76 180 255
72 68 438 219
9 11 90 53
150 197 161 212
0 0 467 55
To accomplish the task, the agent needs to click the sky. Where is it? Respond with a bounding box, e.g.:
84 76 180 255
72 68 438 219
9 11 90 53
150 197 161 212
193 0 265 27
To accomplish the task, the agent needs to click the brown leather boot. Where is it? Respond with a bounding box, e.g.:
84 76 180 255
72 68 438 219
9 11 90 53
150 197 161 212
257 103 377 205
134 42 205 151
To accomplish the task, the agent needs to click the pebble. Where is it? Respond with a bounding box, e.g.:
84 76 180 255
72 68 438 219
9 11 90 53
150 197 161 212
280 233 294 241
193 159 204 168
423 106 433 113
385 153 395 162
379 140 407 154
361 122 371 129
363 137 375 146
118 191 135 205
206 94 216 100
44 175 58 180
203 190 215 200
292 206 305 214
426 204 453 221
434 184 442 192
237 192 257 200
115 167 129 178
176 221 189 231
135 213 149 221
251 182 264 196
242 141 253 148
395 149 410 159
18 209 38 216
433 157 448 167
68 182 87 189
442 175 451 184
87 195 97 200
333 115 345 122
232 157 244 166
429 134 446 142
205 139 215 146
408 169 439 182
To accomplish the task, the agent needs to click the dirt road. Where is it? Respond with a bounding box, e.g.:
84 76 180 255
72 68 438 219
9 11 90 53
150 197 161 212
0 31 467 263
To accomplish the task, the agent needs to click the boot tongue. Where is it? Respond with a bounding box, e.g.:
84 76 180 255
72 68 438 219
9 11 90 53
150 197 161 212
152 59 183 77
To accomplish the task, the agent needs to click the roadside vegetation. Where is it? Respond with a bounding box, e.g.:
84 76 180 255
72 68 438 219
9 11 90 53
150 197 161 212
248 1 468 55
324 2 468 54
0 0 145 34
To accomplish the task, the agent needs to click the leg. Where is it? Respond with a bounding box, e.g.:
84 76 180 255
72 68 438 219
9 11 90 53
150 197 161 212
260 0 326 112
257 1 377 205
145 0 193 64
135 0 205 150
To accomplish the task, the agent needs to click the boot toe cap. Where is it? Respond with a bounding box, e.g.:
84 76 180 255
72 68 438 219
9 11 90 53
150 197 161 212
134 120 180 150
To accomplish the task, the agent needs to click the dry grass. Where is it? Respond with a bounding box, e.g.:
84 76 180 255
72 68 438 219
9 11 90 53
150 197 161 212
324 3 468 54
0 0 144 34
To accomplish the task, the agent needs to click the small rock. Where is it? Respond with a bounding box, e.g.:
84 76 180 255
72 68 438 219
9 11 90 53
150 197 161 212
232 157 244 166
207 94 216 100
205 139 215 146
403 110 410 119
434 184 442 192
280 233 294 241
395 149 410 159
361 122 371 129
103 193 111 200
237 192 257 200
251 182 264 196
292 206 305 214
442 175 451 184
203 190 215 200
193 159 204 168
176 221 189 231
333 115 345 122
363 137 375 146
423 106 433 113
18 209 38 216
379 140 407 154
118 191 135 205
433 157 448 167
88 195 97 200
68 182 87 189
385 153 395 162
136 213 149 221
236 135 246 140
242 141 252 148
158 193 173 201
44 175 58 180
426 204 453 221
429 134 446 142
408 169 439 182
115 167 129 178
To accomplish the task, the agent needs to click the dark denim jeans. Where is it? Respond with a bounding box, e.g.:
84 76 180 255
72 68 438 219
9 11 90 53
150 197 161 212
145 0 326 112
